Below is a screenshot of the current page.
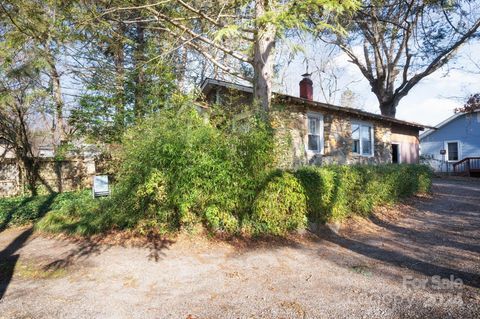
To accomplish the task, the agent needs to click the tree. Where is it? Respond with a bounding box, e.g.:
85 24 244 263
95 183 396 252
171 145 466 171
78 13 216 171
340 88 361 109
99 0 359 113
0 0 76 143
0 61 50 195
67 1 177 143
455 93 480 113
323 0 480 117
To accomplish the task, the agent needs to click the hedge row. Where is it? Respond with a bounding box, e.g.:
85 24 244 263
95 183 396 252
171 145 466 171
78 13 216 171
255 164 432 228
4 164 432 237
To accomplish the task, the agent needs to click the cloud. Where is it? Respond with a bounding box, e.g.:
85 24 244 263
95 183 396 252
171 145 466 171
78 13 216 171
396 97 460 126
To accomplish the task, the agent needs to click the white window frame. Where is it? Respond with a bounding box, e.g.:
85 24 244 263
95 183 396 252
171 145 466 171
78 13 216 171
351 120 375 157
391 142 401 164
305 112 324 155
444 140 461 162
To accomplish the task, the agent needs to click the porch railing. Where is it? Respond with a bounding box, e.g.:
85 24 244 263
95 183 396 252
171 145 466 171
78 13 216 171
453 157 480 176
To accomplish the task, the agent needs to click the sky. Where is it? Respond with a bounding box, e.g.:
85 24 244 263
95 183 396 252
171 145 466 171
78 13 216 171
275 41 480 127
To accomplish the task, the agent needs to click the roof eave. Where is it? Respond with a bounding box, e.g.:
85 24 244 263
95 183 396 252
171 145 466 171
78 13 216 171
276 94 426 130
201 78 428 130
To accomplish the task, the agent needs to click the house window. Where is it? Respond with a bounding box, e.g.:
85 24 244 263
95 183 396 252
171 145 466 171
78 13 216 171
351 122 374 156
307 113 323 153
447 141 459 161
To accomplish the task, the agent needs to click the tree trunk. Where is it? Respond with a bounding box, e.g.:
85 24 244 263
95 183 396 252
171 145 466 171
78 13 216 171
177 47 188 91
50 62 66 143
379 98 399 118
114 23 126 129
253 0 276 114
21 157 39 196
16 146 39 196
14 103 40 195
133 21 146 118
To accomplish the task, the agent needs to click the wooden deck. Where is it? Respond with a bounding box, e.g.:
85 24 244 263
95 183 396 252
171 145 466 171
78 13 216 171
453 157 480 176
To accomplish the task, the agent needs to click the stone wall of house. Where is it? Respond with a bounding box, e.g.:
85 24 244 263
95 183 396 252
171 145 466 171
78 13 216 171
271 103 409 169
0 157 107 197
271 104 308 169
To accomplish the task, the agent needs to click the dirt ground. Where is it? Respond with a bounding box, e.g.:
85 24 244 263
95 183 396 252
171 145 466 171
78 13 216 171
0 177 479 319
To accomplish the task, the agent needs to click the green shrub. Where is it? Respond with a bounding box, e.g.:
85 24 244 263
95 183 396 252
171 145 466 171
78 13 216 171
107 100 276 234
295 164 432 222
417 167 433 193
2 100 278 237
252 172 307 235
294 166 336 222
204 206 238 233
1 162 432 237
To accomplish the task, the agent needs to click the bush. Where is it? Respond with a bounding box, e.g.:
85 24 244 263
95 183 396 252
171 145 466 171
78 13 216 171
107 100 276 234
294 167 336 222
3 100 279 237
295 164 432 222
252 172 307 235
1 162 432 236
2 94 431 238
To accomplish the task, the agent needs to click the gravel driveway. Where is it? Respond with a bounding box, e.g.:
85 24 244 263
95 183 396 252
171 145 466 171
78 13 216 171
0 177 479 318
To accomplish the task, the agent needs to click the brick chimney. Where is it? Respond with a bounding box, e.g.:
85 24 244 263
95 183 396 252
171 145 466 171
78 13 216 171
299 73 313 100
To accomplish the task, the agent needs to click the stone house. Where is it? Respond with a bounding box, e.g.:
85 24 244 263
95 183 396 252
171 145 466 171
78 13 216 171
201 76 425 168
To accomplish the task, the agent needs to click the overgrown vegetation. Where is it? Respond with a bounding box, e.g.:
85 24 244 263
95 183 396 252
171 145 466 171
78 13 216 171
1 102 432 237
2 161 432 238
103 101 276 234
0 192 78 231
30 101 279 236
35 191 109 236
251 171 308 235
295 164 432 222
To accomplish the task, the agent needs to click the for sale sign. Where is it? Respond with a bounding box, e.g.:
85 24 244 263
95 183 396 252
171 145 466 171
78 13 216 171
93 175 110 198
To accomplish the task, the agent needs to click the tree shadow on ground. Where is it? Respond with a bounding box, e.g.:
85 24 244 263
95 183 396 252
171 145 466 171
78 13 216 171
317 178 480 289
145 233 175 262
368 214 480 254
43 231 175 271
0 193 57 299
319 225 480 289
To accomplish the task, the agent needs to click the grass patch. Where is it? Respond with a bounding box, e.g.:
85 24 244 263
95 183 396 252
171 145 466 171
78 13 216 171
35 190 110 236
15 260 68 280
349 265 373 277
0 259 67 281
0 190 110 236
0 193 59 230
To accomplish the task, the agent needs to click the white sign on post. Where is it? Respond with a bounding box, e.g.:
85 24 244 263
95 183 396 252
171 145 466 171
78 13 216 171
93 175 110 198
